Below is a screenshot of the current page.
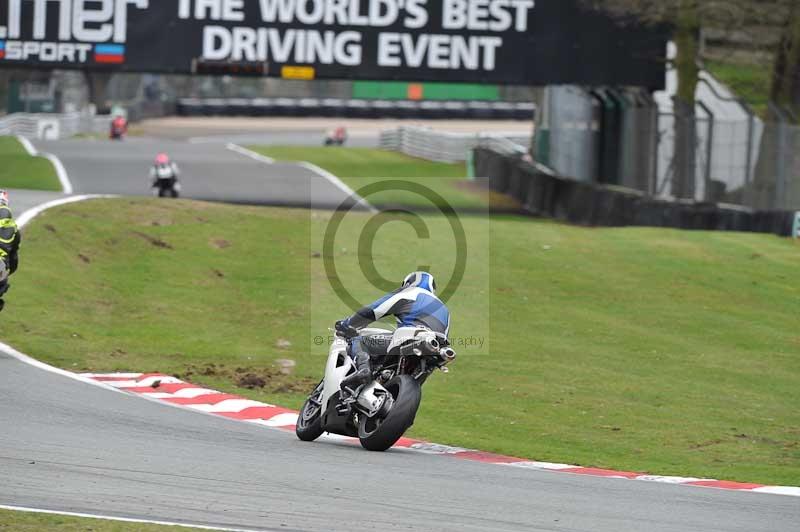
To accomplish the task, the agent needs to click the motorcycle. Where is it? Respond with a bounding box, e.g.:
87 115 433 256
296 325 456 451
324 127 347 146
109 117 127 140
152 165 181 198
153 177 180 198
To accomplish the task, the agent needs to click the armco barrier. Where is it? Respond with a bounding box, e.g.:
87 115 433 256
0 112 111 139
474 148 795 237
380 126 530 163
176 98 535 120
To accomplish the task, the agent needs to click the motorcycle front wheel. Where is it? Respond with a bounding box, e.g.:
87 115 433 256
295 381 324 442
358 375 421 451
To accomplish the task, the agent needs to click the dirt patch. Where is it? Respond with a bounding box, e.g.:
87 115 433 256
238 373 267 389
77 253 91 264
210 238 231 249
689 439 724 449
211 269 225 278
177 363 316 394
131 231 173 250
44 224 57 233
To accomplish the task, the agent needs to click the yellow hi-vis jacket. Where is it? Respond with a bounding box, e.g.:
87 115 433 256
0 206 21 274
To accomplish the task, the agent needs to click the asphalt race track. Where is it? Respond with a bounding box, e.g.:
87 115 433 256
2 133 799 531
31 137 362 210
2 351 798 532
7 189 67 216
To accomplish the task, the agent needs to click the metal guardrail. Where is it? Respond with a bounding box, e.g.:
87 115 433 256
0 112 111 139
178 98 536 120
379 126 531 163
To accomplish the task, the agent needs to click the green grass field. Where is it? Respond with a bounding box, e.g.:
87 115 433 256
0 509 209 531
249 146 517 210
0 136 61 192
4 197 799 486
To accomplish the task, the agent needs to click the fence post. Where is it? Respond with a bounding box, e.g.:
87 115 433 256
742 112 755 207
776 121 787 210
744 110 755 199
697 101 715 202
650 111 662 197
770 103 789 210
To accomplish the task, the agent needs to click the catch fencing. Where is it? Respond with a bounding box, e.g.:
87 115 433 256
0 112 111 139
649 112 798 211
379 126 531 163
746 120 800 211
536 85 800 211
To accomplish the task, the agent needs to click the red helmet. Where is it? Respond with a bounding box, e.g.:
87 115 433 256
155 153 170 165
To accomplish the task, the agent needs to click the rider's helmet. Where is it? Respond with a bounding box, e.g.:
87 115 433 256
402 271 436 294
155 153 170 166
0 190 9 207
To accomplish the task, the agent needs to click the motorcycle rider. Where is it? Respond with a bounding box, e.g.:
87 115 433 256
150 153 181 197
110 115 128 140
0 190 21 312
335 271 450 394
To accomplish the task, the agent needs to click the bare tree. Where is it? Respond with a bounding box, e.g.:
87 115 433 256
771 2 800 115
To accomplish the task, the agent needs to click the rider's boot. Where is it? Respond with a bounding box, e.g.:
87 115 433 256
0 281 8 311
339 351 371 398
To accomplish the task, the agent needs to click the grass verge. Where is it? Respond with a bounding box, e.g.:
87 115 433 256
3 197 799 486
248 146 517 210
705 60 772 116
0 508 213 531
0 136 62 192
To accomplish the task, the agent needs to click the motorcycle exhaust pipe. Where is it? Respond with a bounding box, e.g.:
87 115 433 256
419 337 439 356
440 348 456 363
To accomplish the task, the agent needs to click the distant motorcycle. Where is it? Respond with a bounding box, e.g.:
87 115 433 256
296 325 456 451
110 116 127 140
150 156 181 198
324 127 347 146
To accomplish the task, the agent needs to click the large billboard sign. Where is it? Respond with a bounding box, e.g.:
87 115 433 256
0 0 667 88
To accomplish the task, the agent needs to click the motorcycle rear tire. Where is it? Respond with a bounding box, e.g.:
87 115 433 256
296 381 324 442
358 375 421 452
